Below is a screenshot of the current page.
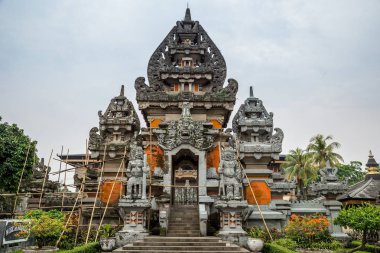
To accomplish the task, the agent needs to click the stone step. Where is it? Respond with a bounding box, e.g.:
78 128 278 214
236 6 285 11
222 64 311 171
115 237 249 252
144 237 221 242
116 250 248 253
168 226 200 230
122 246 244 251
132 242 228 246
169 217 199 221
166 232 200 236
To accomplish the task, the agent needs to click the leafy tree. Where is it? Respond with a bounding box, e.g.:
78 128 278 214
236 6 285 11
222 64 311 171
334 204 380 252
336 161 366 185
307 134 343 169
20 210 66 248
0 116 38 193
283 148 317 199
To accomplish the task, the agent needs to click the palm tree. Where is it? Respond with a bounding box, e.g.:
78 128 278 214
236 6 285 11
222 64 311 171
283 148 317 199
306 134 344 169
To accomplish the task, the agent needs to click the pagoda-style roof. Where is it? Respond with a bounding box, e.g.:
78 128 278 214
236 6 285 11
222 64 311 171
135 8 238 127
337 174 380 201
337 151 380 203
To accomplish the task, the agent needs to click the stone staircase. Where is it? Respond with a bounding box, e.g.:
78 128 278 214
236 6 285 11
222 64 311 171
167 205 200 237
115 236 249 252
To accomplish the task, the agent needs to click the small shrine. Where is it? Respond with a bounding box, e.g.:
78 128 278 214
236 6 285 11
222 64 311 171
338 151 380 205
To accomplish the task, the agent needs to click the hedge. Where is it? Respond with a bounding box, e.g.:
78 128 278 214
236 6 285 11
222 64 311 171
263 242 297 253
350 240 380 253
58 242 100 253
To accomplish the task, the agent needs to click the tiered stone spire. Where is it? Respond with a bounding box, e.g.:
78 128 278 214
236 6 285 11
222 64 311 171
135 7 238 127
366 150 379 174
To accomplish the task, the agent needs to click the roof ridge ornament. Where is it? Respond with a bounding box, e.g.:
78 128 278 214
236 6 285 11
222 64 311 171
184 6 191 22
366 150 379 174
249 86 254 98
120 85 125 97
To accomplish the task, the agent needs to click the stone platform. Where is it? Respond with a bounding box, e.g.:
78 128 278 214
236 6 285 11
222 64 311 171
112 236 249 252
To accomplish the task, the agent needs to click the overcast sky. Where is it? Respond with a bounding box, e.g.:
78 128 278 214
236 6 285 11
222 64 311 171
1 0 379 182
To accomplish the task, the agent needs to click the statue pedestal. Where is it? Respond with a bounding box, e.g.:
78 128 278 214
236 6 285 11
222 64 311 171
116 198 151 247
215 200 248 247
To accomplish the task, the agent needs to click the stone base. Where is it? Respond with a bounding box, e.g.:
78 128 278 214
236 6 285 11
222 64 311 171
331 232 351 244
118 198 151 208
115 230 149 248
217 229 248 248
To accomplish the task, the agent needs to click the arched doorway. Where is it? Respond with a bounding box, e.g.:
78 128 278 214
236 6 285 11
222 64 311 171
172 149 198 205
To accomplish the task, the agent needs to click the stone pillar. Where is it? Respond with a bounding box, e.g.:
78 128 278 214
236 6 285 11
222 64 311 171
198 151 207 196
116 199 151 247
163 154 172 195
323 200 350 242
215 200 248 247
199 204 208 236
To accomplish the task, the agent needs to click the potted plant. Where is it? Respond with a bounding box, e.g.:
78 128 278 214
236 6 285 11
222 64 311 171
20 210 66 253
247 227 265 252
99 224 116 252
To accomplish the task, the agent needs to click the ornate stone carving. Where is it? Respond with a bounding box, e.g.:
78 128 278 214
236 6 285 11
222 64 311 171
125 144 149 200
135 7 238 127
233 87 283 159
310 160 348 198
88 85 140 157
218 146 243 201
154 102 216 151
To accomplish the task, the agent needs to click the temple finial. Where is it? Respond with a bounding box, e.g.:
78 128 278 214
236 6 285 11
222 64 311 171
326 160 331 168
249 86 254 97
184 5 191 21
120 85 125 96
366 150 379 174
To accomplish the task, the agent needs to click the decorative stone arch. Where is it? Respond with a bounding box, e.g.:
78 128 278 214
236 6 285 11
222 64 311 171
163 144 207 201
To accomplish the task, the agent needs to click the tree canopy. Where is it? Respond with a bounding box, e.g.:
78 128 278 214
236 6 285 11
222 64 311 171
283 148 317 199
307 134 344 168
334 204 380 251
0 116 38 193
336 161 366 186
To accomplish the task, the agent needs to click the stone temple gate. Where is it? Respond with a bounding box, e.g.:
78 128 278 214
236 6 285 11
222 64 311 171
45 7 349 248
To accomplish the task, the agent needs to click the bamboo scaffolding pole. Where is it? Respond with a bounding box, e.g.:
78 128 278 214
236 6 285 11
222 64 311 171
12 142 31 217
55 180 85 247
57 146 64 183
147 123 153 230
85 145 107 244
61 148 69 212
38 149 53 209
236 139 273 241
74 140 89 246
95 147 127 241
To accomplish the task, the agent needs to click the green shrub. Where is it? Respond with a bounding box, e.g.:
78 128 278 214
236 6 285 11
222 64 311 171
310 240 343 250
247 227 283 242
349 240 380 253
272 238 298 251
20 210 66 249
263 242 297 253
58 242 100 253
284 214 332 248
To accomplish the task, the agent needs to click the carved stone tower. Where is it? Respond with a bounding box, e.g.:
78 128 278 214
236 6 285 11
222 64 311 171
233 87 285 204
135 7 238 128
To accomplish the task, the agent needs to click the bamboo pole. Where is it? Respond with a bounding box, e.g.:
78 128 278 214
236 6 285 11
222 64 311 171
61 148 69 212
38 149 53 209
147 122 153 231
57 146 64 183
236 139 273 241
95 147 127 241
85 145 107 244
55 181 84 247
74 140 89 246
12 142 31 217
